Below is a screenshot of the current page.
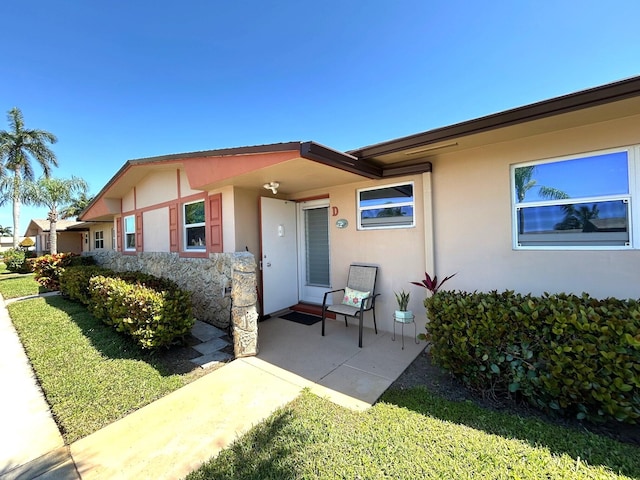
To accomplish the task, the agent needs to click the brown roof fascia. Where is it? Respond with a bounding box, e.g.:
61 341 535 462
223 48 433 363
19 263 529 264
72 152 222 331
300 141 382 178
350 76 640 160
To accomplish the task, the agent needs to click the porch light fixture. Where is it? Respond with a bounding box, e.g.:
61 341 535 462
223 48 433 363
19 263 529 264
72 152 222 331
263 181 279 194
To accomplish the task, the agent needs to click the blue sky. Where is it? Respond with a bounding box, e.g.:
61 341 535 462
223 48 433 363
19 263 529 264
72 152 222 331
2 0 640 233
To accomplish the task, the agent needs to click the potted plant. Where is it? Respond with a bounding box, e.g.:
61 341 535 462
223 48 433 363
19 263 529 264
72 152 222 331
394 289 412 319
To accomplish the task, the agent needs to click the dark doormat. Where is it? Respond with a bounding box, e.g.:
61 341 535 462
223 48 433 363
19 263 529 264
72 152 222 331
280 311 322 326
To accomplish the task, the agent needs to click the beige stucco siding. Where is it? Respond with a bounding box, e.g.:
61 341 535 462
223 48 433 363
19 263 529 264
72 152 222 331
88 222 115 251
233 188 261 258
143 208 170 252
294 175 429 333
431 113 640 300
122 190 135 213
180 168 200 197
136 171 178 209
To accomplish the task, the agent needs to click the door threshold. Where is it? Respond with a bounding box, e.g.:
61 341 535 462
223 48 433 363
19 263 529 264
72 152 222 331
290 302 335 319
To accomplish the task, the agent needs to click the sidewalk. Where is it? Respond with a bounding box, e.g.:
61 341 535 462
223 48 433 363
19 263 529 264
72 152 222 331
0 297 423 479
0 295 74 479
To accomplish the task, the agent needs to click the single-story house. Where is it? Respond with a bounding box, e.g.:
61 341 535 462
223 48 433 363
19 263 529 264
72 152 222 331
23 219 115 256
80 76 640 335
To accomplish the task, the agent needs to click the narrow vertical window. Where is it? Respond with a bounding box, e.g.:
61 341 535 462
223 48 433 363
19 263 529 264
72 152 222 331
94 230 104 249
124 215 136 251
184 200 206 250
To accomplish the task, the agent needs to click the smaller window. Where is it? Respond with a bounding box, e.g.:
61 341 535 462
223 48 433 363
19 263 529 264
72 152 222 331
124 215 136 251
184 200 206 250
94 230 104 249
357 182 415 230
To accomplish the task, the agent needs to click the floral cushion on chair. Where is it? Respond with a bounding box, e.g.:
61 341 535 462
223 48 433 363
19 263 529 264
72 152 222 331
342 287 370 308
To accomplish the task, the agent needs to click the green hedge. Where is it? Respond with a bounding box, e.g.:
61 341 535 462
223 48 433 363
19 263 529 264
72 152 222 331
2 248 36 273
425 290 640 424
59 266 194 349
31 253 95 290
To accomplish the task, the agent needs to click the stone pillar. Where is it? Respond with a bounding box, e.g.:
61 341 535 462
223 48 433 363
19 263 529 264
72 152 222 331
230 253 259 357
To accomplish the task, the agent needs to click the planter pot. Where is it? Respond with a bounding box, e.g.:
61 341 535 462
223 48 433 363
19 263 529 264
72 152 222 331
394 310 413 320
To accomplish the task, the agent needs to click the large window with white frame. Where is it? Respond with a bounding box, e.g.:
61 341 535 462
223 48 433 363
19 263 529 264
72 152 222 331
357 182 415 230
123 215 136 251
512 148 635 249
184 200 206 250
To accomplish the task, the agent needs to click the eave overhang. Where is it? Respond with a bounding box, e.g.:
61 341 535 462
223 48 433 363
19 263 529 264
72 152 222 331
350 75 640 161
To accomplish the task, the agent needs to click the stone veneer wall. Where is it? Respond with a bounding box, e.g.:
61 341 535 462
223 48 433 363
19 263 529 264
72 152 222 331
86 250 258 357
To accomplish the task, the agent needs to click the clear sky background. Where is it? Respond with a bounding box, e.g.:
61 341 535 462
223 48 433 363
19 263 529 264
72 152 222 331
1 0 639 234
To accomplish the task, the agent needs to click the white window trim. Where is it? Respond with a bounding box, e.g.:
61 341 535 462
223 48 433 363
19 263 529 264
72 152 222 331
357 181 415 230
123 215 136 251
94 230 104 249
511 146 638 251
183 199 206 251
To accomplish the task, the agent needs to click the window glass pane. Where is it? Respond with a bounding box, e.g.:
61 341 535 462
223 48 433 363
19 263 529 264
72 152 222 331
125 233 136 249
517 200 629 246
361 206 414 227
186 226 206 249
185 201 205 225
124 216 135 233
360 184 413 207
358 183 415 229
515 152 628 203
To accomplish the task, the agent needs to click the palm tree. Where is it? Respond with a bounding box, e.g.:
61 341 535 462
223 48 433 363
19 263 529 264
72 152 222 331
0 107 58 248
514 165 569 234
0 225 12 236
23 176 88 254
60 192 95 219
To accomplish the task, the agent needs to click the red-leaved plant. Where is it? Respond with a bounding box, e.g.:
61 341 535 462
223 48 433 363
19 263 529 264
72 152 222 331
411 272 456 294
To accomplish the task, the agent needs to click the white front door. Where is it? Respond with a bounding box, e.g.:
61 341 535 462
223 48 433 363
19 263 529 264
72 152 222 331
297 199 331 304
260 197 298 315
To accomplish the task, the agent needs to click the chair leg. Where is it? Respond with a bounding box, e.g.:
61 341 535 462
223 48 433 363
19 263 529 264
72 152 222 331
372 309 378 334
358 313 363 348
321 307 326 337
344 315 348 327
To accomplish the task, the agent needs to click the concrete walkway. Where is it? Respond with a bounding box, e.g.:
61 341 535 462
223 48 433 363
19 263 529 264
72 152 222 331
1 298 423 479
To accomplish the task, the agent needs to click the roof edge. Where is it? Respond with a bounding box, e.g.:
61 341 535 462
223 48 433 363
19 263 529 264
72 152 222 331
349 75 640 160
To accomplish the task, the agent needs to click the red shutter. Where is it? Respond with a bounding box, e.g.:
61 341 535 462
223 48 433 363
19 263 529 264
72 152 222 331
136 212 143 252
116 217 123 252
169 203 179 252
208 193 223 253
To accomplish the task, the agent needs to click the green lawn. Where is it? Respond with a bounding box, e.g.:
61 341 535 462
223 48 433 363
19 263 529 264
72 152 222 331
187 389 640 480
0 266 47 299
8 295 204 443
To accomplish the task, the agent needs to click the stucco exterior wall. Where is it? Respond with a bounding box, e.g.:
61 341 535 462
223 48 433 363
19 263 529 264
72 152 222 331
122 190 135 212
293 175 429 334
143 208 170 251
87 222 115 251
234 188 261 257
431 113 640 300
136 170 178 209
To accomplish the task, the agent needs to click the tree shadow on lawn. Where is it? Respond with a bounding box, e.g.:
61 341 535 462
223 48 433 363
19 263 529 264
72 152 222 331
42 294 208 377
381 386 640 479
187 409 299 480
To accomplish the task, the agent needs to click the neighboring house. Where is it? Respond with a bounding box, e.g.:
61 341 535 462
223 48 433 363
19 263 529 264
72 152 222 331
0 237 35 253
23 219 114 256
80 76 640 333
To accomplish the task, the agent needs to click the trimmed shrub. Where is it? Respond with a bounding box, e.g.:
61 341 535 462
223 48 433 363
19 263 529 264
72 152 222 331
32 253 83 290
88 274 194 349
425 290 640 424
59 265 111 304
2 248 34 273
